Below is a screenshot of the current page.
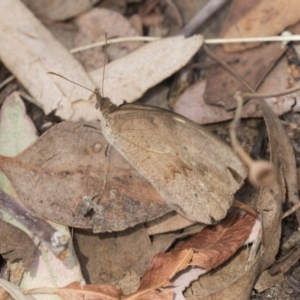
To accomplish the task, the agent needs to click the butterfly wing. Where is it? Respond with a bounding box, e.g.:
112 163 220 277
105 106 247 224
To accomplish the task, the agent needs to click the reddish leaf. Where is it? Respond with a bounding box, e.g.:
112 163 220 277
27 281 121 300
125 213 256 299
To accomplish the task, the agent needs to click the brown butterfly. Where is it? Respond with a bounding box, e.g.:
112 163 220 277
95 89 247 224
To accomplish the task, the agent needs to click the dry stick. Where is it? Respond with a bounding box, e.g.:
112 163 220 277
182 0 228 37
0 189 69 258
165 0 183 28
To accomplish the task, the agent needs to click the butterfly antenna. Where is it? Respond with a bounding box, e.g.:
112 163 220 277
102 32 108 99
48 72 95 94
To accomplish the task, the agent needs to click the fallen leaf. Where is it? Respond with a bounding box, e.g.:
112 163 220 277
125 213 256 300
0 218 36 270
0 92 84 293
174 57 300 124
74 224 152 284
22 0 98 21
0 0 94 120
221 0 300 52
27 281 121 300
0 121 170 232
0 92 38 157
145 211 194 235
0 2 204 122
204 43 286 110
73 8 143 71
0 278 35 300
185 100 284 299
87 35 203 107
254 270 285 293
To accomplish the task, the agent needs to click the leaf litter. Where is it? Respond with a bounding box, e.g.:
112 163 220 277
0 92 84 298
1 0 300 299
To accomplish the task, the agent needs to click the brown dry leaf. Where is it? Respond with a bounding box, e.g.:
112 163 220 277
124 213 256 300
0 218 36 270
185 100 284 299
27 281 121 300
221 0 300 52
74 225 152 285
145 211 194 235
204 43 286 110
0 0 94 120
261 98 300 219
175 56 300 124
21 0 98 21
0 121 171 232
74 8 143 71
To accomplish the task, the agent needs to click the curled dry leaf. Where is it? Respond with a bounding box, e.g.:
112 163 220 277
74 8 143 71
0 121 170 232
124 213 256 300
221 0 300 52
27 281 121 300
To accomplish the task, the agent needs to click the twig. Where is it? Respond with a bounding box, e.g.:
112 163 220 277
230 93 275 187
0 75 15 90
203 44 254 92
165 0 183 28
70 36 159 53
204 44 275 188
182 0 228 37
0 189 69 258
141 0 160 17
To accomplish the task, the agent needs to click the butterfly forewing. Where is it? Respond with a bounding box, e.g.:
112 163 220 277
103 106 247 224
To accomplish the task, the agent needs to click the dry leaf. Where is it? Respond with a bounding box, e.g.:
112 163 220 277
204 43 285 110
27 281 121 300
125 213 256 300
0 218 36 270
175 57 300 124
22 0 98 21
74 225 152 284
222 0 300 52
87 35 203 107
0 2 204 122
0 0 94 120
145 211 194 235
185 100 284 299
0 121 170 232
74 8 143 71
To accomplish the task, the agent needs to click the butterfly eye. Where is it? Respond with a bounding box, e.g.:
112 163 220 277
95 102 101 110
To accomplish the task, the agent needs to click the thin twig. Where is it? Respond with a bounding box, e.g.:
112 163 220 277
165 0 183 27
203 44 254 93
70 36 159 53
204 44 275 188
182 0 228 37
0 75 15 90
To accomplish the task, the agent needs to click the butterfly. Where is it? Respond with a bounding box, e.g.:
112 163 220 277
95 89 247 224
